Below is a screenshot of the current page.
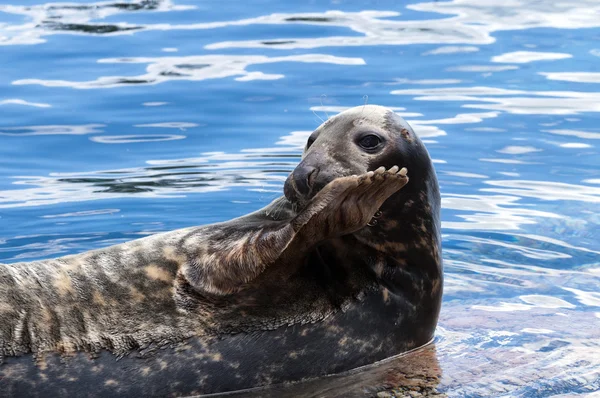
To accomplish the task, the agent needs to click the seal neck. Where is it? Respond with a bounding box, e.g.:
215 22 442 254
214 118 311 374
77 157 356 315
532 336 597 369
347 167 443 322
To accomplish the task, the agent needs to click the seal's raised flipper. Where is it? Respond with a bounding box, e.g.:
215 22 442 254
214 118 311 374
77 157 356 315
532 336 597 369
181 167 408 296
291 166 409 240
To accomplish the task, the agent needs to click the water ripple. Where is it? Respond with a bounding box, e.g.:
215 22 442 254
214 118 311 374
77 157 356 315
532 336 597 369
482 180 600 203
491 51 573 63
13 54 365 88
390 86 600 115
0 99 51 108
1 0 599 396
541 72 600 84
90 134 186 143
0 0 194 45
0 124 104 136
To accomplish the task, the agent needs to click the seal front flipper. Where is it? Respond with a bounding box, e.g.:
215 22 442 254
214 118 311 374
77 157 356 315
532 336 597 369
290 166 409 241
180 167 408 296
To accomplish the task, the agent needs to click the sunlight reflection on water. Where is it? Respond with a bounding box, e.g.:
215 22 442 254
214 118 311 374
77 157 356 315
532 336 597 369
1 0 599 396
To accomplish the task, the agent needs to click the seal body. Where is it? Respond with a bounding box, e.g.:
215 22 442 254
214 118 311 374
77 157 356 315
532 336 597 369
0 105 442 397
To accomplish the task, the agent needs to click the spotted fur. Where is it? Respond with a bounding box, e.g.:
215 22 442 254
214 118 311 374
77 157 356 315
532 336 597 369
0 105 442 397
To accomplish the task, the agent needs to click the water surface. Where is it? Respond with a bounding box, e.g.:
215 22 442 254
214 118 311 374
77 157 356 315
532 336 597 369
1 0 599 396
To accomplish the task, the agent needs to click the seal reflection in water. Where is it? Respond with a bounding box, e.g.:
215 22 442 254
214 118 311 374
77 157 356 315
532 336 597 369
0 105 442 397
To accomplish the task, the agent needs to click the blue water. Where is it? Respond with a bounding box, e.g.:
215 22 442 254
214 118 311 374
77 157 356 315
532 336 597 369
1 0 599 396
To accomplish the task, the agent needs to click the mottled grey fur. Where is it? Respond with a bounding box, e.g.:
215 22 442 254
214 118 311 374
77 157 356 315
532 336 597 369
0 105 441 396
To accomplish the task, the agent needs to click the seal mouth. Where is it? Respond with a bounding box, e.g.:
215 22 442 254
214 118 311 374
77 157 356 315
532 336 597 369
286 185 317 213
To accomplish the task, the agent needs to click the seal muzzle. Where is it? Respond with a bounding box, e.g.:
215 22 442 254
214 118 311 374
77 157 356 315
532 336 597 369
284 163 319 206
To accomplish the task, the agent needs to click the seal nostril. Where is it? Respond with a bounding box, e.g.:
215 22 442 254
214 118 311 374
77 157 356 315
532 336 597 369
291 165 318 197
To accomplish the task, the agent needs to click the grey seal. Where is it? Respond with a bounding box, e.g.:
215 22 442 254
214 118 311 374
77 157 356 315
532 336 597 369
0 105 442 397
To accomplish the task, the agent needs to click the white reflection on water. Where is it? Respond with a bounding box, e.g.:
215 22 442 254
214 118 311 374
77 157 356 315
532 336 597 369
564 287 600 306
520 295 576 309
496 146 541 155
0 99 51 108
13 54 365 88
134 122 199 129
559 142 592 148
491 51 572 63
41 209 120 219
482 180 600 203
201 1 600 51
540 72 600 83
90 134 186 144
543 129 600 139
389 78 463 86
479 158 532 164
0 0 195 45
416 0 599 24
4 0 600 52
390 86 600 115
142 102 168 107
0 124 104 136
423 46 479 55
446 65 518 72
443 172 487 179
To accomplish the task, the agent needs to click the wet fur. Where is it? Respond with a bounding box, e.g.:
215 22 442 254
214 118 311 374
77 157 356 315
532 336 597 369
0 105 442 396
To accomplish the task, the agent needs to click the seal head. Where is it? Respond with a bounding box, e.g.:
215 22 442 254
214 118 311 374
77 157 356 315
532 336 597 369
284 105 432 210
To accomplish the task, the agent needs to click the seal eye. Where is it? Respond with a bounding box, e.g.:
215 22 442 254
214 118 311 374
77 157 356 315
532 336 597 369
358 134 382 151
306 137 316 150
